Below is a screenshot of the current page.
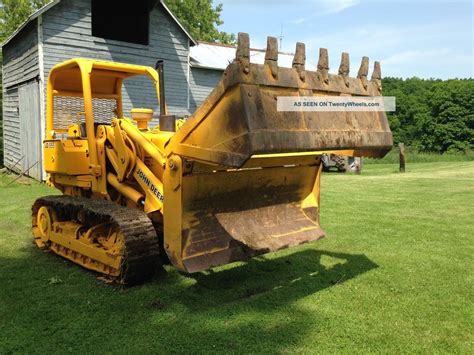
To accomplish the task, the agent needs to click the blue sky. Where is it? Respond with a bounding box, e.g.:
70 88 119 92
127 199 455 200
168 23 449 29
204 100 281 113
217 0 473 79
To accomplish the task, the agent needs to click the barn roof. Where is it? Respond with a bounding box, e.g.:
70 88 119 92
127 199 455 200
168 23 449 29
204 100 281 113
189 41 317 71
1 0 197 47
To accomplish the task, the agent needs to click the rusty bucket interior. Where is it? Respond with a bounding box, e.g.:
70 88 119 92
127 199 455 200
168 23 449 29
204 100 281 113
163 33 393 273
171 155 323 272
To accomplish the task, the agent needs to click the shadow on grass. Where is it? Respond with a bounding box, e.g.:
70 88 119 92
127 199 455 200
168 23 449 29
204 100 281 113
2 246 378 307
0 246 378 352
143 248 379 351
159 248 378 309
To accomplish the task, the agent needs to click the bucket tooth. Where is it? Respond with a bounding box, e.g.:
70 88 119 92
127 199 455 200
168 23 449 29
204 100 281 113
371 61 382 92
292 42 306 81
371 61 381 80
236 32 250 73
317 48 329 84
357 56 369 89
264 36 279 78
338 52 350 87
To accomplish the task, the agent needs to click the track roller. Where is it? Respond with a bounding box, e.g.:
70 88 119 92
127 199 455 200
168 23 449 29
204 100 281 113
32 195 161 285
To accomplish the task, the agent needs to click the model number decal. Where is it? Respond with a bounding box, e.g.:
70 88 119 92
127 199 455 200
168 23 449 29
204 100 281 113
45 142 55 148
136 168 164 203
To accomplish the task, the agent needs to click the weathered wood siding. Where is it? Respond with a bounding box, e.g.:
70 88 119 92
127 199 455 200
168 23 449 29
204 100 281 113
42 0 191 119
2 20 39 169
189 67 223 113
2 21 39 88
19 81 42 179
3 87 21 169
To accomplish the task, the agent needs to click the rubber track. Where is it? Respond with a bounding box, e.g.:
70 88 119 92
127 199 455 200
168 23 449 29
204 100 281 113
32 195 161 285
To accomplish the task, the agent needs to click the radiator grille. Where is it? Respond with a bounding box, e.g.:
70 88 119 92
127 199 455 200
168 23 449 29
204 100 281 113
53 96 117 129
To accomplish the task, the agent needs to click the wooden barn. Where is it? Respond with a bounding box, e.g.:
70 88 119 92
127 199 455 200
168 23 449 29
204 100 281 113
1 0 196 179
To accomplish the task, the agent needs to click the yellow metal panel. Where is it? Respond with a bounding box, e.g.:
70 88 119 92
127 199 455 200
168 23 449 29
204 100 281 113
43 139 89 175
163 155 185 271
111 119 130 182
133 159 164 214
48 222 122 270
50 174 92 188
95 125 108 195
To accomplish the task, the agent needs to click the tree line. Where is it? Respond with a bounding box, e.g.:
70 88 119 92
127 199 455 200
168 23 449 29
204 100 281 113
383 77 473 153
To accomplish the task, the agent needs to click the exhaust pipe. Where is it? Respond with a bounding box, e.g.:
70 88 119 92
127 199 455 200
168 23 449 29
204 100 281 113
155 60 166 117
155 60 176 132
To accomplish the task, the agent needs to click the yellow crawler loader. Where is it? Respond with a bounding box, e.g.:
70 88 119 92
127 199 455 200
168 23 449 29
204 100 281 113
32 33 392 284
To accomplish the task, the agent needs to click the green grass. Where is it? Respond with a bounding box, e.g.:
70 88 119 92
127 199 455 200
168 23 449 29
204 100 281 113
0 162 473 353
364 147 474 164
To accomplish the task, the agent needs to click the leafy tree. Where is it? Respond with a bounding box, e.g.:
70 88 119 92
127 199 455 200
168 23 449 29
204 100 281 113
0 0 49 41
164 0 235 44
383 77 474 153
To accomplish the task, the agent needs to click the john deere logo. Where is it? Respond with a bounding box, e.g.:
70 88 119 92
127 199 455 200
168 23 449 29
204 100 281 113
136 168 164 203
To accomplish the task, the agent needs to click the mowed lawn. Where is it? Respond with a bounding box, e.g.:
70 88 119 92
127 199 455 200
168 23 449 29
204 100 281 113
0 162 472 353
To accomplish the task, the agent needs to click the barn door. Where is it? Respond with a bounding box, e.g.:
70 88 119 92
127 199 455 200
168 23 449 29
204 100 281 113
19 81 42 180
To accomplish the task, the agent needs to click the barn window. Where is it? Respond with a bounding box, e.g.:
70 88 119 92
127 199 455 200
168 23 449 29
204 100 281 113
92 0 150 45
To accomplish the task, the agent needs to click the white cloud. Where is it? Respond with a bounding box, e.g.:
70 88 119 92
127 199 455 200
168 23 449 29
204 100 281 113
288 17 307 25
381 50 448 66
381 49 472 78
288 0 360 24
321 0 360 15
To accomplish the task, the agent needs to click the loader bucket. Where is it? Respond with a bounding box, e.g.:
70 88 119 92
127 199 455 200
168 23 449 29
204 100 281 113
166 33 393 168
162 33 393 273
163 155 325 273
